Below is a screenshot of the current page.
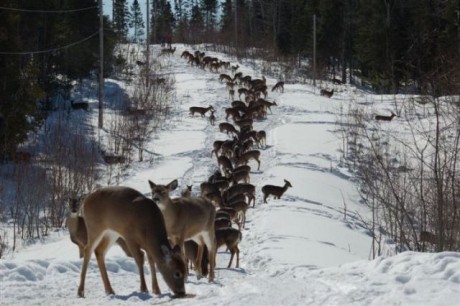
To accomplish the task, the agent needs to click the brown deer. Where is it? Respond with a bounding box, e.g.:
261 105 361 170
209 110 216 126
320 89 334 98
271 81 285 93
219 122 239 136
224 183 256 207
215 217 233 230
77 187 186 298
420 231 437 245
66 198 88 259
375 112 397 121
255 130 267 148
219 73 233 83
261 179 293 203
184 241 209 277
225 200 249 229
217 155 234 176
189 105 214 117
148 179 217 282
215 227 242 268
66 197 133 259
181 185 193 197
231 64 239 74
234 150 261 171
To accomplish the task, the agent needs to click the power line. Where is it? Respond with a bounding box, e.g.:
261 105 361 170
0 31 99 55
0 5 98 13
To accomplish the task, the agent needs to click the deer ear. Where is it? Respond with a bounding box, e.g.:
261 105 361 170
161 245 172 261
171 244 182 256
168 179 178 191
148 180 155 189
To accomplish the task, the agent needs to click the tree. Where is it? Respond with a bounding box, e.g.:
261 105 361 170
129 0 145 43
113 0 130 42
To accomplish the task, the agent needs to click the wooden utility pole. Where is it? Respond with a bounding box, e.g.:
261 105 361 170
98 0 104 128
313 14 317 88
234 0 238 48
146 0 150 68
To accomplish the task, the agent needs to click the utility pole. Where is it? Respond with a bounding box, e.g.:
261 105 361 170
234 0 238 49
313 14 317 88
98 0 104 129
146 0 150 68
153 0 157 46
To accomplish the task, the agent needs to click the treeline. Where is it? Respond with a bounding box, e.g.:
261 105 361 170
131 0 458 94
0 0 117 159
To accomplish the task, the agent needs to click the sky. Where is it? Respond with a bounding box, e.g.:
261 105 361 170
0 43 459 305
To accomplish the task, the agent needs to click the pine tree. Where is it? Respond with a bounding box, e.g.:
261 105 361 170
129 0 145 43
113 0 130 42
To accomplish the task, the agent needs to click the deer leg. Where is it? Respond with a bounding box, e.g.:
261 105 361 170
78 237 97 297
94 237 115 295
235 246 240 268
147 254 161 295
125 240 148 293
227 246 235 268
196 237 205 279
202 232 216 283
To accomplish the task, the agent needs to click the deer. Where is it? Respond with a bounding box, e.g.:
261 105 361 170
209 110 216 126
258 99 277 114
224 183 256 207
261 179 293 204
271 81 285 93
77 186 186 298
234 149 261 171
255 130 267 148
229 169 251 185
189 105 214 117
184 241 209 277
219 122 239 137
148 179 217 282
225 200 249 229
217 155 234 176
420 231 437 245
215 217 233 230
215 227 242 268
375 112 397 121
219 73 233 83
231 64 239 74
66 197 133 259
181 185 193 197
320 89 334 98
66 197 88 259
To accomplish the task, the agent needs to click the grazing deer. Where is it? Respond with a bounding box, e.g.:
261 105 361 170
149 179 217 282
209 110 216 126
181 185 193 197
261 179 293 203
258 99 277 114
224 183 256 207
219 122 239 136
219 73 233 83
375 112 397 121
217 155 234 176
271 81 285 93
189 105 214 117
215 227 242 268
77 186 186 298
234 150 261 171
229 169 251 185
320 89 334 98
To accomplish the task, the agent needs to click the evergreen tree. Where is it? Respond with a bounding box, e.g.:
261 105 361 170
152 0 175 44
129 0 145 43
189 4 205 43
113 0 130 42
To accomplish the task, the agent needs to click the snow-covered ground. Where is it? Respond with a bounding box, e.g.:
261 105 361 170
1 44 459 305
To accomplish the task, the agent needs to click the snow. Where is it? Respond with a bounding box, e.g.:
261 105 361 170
1 44 459 305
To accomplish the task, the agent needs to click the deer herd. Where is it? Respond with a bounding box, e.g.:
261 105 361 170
68 48 301 298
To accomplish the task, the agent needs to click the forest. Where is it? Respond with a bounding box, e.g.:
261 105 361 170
0 0 459 255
